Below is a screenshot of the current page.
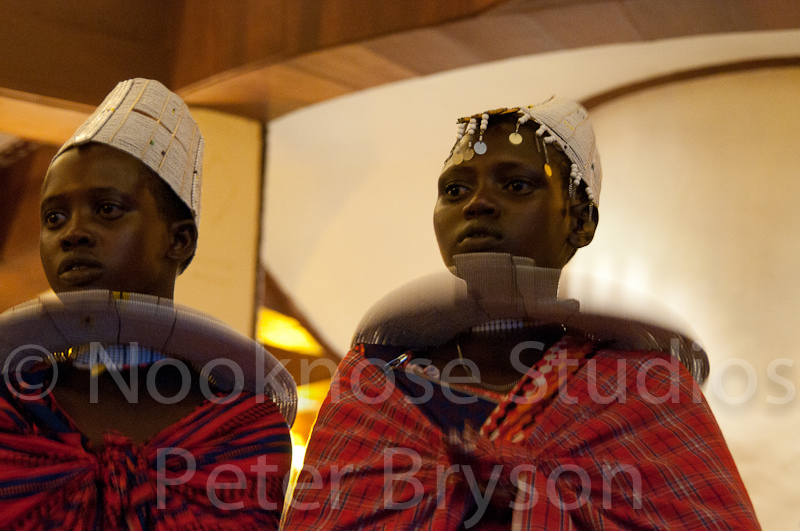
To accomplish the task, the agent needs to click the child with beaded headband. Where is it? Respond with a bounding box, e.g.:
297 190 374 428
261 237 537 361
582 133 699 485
284 95 760 529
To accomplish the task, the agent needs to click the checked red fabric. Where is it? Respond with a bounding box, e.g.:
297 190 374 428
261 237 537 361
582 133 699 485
283 336 760 530
0 369 291 530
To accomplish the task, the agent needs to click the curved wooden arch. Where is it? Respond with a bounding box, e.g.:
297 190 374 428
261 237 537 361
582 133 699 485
1 0 797 125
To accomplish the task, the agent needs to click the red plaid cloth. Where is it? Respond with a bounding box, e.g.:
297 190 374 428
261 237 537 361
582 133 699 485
0 369 291 530
283 338 760 530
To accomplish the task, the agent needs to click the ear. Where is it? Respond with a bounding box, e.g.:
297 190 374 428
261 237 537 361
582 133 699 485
567 200 598 249
166 219 198 265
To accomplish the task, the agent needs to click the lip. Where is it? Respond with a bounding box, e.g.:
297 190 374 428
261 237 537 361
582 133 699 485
457 226 503 244
58 257 103 284
455 226 503 253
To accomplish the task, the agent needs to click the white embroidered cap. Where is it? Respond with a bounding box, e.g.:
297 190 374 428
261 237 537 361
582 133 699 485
53 78 204 222
521 96 602 205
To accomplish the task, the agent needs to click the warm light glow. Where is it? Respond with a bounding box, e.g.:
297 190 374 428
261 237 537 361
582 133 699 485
287 380 331 485
285 430 309 504
286 380 331 499
290 430 308 472
256 307 324 355
296 379 331 412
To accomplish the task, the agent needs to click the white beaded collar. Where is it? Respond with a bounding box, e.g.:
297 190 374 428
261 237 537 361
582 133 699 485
0 290 297 425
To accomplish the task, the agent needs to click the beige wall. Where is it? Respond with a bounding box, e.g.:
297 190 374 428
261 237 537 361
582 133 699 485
570 68 800 530
175 109 263 337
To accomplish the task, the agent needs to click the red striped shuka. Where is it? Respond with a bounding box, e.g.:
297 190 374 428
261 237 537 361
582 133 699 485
282 335 760 530
0 365 292 530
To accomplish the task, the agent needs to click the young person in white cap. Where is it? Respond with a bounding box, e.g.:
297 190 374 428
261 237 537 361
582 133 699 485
0 79 295 529
283 98 760 529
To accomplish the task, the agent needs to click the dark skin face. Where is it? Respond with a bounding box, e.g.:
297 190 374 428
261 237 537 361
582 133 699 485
434 120 595 269
40 144 196 299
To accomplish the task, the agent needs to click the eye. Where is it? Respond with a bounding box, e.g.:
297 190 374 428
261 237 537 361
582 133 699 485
43 211 66 229
97 202 124 219
504 179 534 194
443 183 470 200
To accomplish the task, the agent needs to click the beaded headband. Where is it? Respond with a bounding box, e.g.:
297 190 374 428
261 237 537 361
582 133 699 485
444 96 602 209
52 78 204 224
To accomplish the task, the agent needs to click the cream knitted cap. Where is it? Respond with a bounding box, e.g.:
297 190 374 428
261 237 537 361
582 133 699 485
53 78 204 222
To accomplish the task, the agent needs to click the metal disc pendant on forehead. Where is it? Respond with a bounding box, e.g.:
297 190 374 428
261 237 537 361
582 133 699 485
474 141 487 155
509 132 523 145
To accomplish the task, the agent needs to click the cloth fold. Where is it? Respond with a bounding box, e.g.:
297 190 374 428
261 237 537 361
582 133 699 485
0 368 291 530
283 338 760 530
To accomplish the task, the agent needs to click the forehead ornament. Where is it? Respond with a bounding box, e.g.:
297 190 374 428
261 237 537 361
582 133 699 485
465 118 477 161
453 122 467 164
474 114 490 155
508 113 528 145
445 96 602 212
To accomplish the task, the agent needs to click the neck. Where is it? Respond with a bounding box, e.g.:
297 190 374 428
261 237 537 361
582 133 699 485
448 252 570 320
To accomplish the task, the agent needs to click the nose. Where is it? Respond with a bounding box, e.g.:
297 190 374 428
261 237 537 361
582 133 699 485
463 184 498 219
60 215 95 251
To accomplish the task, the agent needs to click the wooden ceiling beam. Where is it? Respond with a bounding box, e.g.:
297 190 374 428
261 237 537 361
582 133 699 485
0 89 92 146
0 0 180 105
0 0 509 111
169 0 511 91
